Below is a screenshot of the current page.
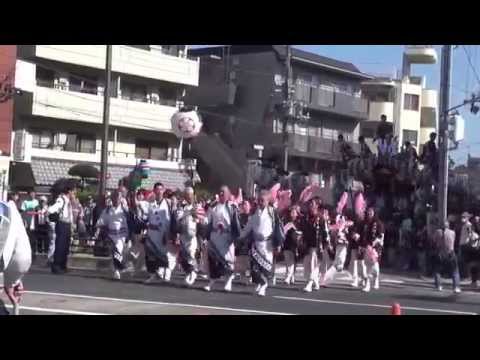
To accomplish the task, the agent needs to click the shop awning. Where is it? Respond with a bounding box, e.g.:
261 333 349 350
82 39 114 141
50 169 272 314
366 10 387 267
9 161 35 191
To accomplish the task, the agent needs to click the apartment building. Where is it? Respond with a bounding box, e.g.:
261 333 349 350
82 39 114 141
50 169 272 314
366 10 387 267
11 45 199 194
186 45 372 191
360 46 438 152
0 45 17 200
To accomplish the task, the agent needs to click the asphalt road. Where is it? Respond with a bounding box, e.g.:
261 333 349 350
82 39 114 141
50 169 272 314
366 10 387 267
2 269 480 315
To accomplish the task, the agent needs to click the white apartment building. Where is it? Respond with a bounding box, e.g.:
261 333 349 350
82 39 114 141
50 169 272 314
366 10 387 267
360 45 438 152
11 45 200 193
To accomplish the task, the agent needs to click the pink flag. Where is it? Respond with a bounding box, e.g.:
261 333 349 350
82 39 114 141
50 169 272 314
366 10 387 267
354 192 366 219
235 188 243 205
336 192 348 215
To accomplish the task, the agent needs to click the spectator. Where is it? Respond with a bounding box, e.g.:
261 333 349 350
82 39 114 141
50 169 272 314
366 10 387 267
414 219 428 278
35 196 50 255
432 220 461 293
7 192 21 211
375 114 393 141
20 190 39 260
83 196 96 240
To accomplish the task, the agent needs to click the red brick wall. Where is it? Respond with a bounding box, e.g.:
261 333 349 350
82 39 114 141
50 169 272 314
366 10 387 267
0 45 16 156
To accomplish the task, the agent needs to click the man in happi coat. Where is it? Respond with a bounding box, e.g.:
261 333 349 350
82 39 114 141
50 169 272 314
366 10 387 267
175 187 206 286
144 182 175 284
358 207 385 292
240 190 285 297
203 186 240 293
95 190 130 280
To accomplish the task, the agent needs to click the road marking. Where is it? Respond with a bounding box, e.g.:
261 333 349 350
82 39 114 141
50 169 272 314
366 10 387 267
4 304 108 315
25 290 294 315
273 296 477 315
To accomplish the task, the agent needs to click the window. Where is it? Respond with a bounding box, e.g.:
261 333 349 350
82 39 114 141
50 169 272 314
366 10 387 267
36 66 55 88
68 74 98 95
31 130 53 149
121 80 147 102
403 130 418 147
404 93 420 111
135 141 168 161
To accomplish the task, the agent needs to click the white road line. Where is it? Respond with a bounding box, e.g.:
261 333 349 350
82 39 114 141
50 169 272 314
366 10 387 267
25 290 294 315
4 304 108 315
273 296 477 315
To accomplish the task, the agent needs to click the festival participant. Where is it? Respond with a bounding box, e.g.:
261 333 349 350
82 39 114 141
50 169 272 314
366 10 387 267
299 198 327 292
175 187 206 286
130 189 149 273
235 200 252 285
282 205 302 285
95 190 130 280
144 183 174 284
321 213 354 287
0 200 32 315
203 186 241 293
358 207 385 292
239 189 284 296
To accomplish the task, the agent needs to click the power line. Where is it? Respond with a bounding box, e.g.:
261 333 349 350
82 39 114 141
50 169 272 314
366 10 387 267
462 45 480 89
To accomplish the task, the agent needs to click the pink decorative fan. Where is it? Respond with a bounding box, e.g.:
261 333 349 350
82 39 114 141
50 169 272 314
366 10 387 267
277 190 292 211
270 183 281 200
336 192 348 215
354 192 366 219
299 184 321 204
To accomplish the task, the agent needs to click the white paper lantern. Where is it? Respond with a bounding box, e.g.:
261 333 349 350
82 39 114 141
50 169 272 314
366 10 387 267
171 110 202 139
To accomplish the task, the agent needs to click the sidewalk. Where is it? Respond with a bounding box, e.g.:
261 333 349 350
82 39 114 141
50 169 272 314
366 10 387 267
31 253 475 289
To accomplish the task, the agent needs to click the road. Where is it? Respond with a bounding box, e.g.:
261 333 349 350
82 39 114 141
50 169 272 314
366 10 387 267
1 268 479 315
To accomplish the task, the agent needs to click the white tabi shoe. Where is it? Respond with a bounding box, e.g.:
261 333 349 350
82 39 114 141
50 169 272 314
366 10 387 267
351 279 359 288
272 276 277 286
373 277 380 290
164 269 172 282
362 279 371 293
284 275 292 285
189 271 197 285
113 270 121 280
157 268 165 279
204 280 215 292
254 284 261 294
303 281 313 293
258 284 268 297
314 278 320 291
454 287 462 294
224 275 234 292
144 274 158 284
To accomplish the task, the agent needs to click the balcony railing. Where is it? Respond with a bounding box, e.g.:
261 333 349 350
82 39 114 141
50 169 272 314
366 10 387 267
294 83 368 118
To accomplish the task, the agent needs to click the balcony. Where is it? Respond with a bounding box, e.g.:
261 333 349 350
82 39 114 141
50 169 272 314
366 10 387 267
26 45 199 86
368 101 394 123
27 85 177 132
273 133 359 162
294 83 368 119
404 46 438 64
29 148 185 170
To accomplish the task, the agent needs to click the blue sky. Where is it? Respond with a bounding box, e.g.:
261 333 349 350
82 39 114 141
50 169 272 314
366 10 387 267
191 45 480 164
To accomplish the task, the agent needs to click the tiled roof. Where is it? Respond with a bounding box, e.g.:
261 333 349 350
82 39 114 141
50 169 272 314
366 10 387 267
31 158 196 191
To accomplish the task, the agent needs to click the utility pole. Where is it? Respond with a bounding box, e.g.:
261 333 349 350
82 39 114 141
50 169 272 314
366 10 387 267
283 45 293 173
438 45 452 225
99 45 112 198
